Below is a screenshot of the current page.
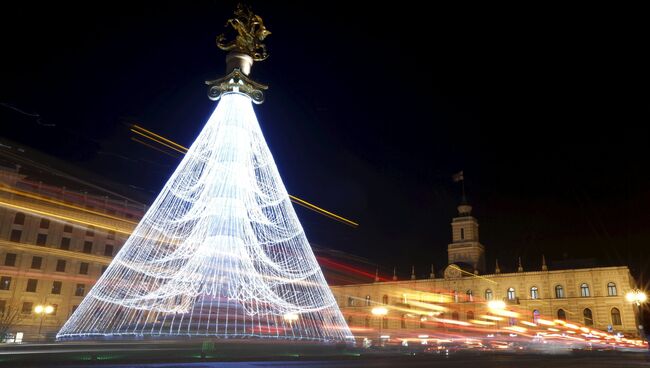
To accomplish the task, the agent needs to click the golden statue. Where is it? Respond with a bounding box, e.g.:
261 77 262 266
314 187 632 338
217 3 271 61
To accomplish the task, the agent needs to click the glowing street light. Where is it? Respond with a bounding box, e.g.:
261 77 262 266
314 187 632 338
371 307 388 344
283 313 299 322
34 304 54 340
487 300 506 311
626 290 647 306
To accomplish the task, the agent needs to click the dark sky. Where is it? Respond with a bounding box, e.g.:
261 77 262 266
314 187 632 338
1 2 648 282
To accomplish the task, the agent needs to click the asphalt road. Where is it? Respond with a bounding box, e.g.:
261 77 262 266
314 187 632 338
56 353 650 368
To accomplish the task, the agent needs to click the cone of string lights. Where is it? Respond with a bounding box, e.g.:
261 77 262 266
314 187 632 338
57 4 353 343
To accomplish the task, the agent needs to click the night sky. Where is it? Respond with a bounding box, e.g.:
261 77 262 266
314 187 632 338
1 2 648 282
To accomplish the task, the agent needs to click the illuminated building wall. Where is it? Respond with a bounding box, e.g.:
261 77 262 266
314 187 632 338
0 167 144 342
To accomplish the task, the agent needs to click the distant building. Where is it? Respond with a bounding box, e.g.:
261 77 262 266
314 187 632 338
330 199 641 338
0 166 145 342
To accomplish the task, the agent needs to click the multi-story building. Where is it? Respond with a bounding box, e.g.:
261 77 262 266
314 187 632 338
0 166 145 342
330 200 641 339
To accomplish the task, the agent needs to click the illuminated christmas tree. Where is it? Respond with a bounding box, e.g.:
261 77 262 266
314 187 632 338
57 4 352 343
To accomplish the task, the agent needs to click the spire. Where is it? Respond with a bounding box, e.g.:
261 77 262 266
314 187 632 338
392 267 398 281
429 264 435 279
495 259 501 274
517 257 523 272
453 171 472 216
542 254 548 271
374 267 380 282
411 265 416 280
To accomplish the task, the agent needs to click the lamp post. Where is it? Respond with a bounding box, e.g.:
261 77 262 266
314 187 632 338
626 289 647 340
371 307 388 346
34 304 54 341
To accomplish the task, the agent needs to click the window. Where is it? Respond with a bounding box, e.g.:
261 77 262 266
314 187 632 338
0 300 5 314
555 285 564 298
460 228 465 240
347 297 355 307
607 282 617 296
36 233 47 246
26 279 38 292
71 305 79 315
10 229 22 242
583 308 593 326
60 237 71 250
101 265 108 274
485 289 493 301
382 317 388 329
533 309 540 323
466 290 473 302
31 256 42 269
365 295 371 306
75 283 85 297
107 230 115 240
79 262 89 275
64 224 73 233
580 283 590 297
22 302 33 314
39 218 50 229
52 281 62 294
13 213 25 225
467 311 474 320
452 311 459 320
382 295 389 304
611 308 622 325
0 276 11 290
104 244 114 257
401 315 407 328
86 226 94 236
557 309 566 321
346 315 353 325
453 290 459 303
83 241 93 254
364 316 370 328
51 304 58 316
530 286 539 300
56 260 66 272
507 287 516 300
4 253 17 267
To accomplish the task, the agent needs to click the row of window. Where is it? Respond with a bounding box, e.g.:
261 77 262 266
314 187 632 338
6 230 115 255
345 307 623 328
0 277 86 296
12 213 117 239
3 254 108 275
348 282 619 307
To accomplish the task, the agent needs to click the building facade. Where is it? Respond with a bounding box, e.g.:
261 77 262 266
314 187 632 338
0 168 144 342
330 201 640 338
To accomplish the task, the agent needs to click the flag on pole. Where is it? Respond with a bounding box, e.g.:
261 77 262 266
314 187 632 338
452 170 464 182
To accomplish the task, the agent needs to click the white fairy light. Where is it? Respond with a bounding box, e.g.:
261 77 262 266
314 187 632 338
57 92 352 343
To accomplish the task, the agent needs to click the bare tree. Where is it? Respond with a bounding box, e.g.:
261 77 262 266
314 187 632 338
0 305 23 342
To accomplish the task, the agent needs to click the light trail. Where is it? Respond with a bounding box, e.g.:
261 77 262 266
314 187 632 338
130 123 359 227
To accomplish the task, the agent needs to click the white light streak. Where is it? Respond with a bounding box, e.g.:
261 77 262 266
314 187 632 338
57 93 352 343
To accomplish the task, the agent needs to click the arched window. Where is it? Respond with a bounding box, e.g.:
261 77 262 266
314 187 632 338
583 308 593 326
580 283 590 297
383 295 389 304
466 290 473 302
607 282 617 296
39 218 50 229
364 316 370 328
530 286 539 299
420 316 426 328
533 309 540 323
611 308 622 325
347 315 353 325
365 295 371 306
485 289 493 301
507 288 516 300
13 213 25 225
401 314 407 328
467 311 474 320
460 228 465 240
453 290 459 303
347 297 355 307
557 309 566 321
555 285 564 299
452 311 459 320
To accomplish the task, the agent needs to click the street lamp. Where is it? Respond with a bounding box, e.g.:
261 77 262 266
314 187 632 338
34 304 54 341
371 307 388 345
487 300 506 334
625 289 647 340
